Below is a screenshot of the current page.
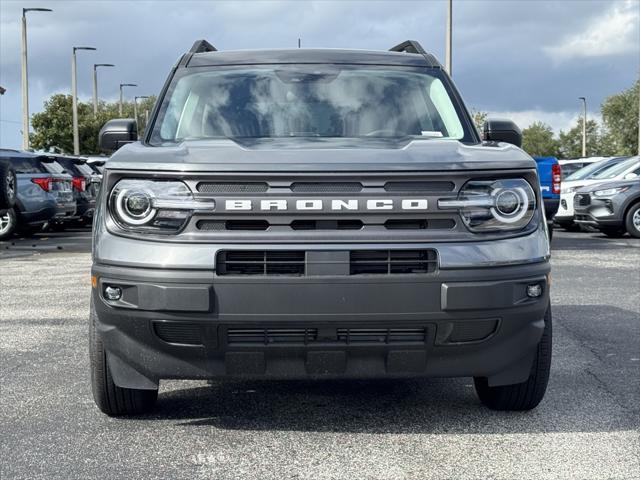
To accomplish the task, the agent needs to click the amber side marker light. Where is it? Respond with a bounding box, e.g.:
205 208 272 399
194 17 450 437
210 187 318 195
91 275 98 288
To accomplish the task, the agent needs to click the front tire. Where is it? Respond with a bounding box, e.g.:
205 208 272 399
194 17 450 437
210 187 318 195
625 203 640 239
474 305 552 411
90 298 158 416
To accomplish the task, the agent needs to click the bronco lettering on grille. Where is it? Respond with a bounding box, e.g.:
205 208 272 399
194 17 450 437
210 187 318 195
223 199 429 211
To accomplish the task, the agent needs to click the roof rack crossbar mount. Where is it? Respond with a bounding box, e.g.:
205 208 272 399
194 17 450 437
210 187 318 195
190 39 217 54
389 40 426 55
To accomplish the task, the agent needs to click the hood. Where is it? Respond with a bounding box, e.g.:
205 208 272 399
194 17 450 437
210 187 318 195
577 178 640 193
106 137 535 172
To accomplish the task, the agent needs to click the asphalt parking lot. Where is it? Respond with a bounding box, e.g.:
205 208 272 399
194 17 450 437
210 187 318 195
1 229 639 479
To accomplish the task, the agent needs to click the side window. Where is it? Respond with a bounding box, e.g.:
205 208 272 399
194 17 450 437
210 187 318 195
11 158 46 174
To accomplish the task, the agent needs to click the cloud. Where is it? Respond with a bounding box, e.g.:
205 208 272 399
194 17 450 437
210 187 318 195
545 1 639 61
1 0 638 149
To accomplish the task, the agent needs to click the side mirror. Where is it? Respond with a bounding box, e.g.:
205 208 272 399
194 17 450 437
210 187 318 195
99 119 137 152
624 172 638 180
483 118 522 148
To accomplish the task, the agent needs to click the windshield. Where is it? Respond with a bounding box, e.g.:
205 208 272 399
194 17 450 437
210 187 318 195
592 157 639 180
150 66 469 144
565 159 619 181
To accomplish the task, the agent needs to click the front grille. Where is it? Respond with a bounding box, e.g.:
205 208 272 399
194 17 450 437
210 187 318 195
217 251 306 276
290 219 363 230
291 182 363 192
216 249 438 276
384 181 454 192
197 220 269 231
575 194 591 206
197 218 455 231
197 182 268 193
153 322 203 345
226 327 427 345
350 250 437 275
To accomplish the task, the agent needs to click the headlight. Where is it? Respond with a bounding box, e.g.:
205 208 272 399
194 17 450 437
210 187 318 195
561 185 581 194
109 179 214 233
438 178 536 232
593 186 629 197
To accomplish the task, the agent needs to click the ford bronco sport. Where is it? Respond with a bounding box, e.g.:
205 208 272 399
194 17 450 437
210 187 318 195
91 40 552 416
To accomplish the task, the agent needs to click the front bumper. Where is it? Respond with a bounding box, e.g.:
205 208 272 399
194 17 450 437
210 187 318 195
91 257 550 390
53 201 78 222
574 196 623 227
554 193 574 222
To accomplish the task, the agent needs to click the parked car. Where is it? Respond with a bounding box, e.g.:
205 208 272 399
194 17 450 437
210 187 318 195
574 178 640 237
37 156 78 228
0 151 59 240
533 156 561 239
0 154 17 210
50 155 100 225
89 39 552 415
555 156 640 230
558 157 609 179
85 155 109 174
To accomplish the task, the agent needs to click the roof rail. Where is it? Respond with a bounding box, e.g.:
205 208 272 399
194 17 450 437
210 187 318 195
389 40 426 55
189 39 217 54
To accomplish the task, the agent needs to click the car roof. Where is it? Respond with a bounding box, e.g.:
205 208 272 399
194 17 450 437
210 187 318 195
186 48 441 68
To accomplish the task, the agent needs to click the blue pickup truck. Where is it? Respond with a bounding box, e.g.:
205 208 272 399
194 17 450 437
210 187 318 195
533 156 561 239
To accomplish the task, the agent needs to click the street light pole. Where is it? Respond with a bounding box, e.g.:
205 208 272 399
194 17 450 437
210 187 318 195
119 83 137 116
21 7 52 151
92 63 115 116
579 97 587 158
134 96 150 139
72 46 96 155
445 0 452 76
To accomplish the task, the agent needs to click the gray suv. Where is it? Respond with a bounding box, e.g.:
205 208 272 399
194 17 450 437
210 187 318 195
91 40 552 416
574 176 640 237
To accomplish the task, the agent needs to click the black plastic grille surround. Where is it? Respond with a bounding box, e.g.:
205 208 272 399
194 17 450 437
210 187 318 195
216 249 438 276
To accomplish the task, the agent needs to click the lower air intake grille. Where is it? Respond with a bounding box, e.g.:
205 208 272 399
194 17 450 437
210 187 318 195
337 328 426 344
153 322 203 345
226 327 427 345
350 250 437 275
228 328 318 345
217 251 306 276
216 250 438 276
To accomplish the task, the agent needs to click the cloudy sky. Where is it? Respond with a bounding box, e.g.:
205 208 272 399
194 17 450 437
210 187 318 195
1 0 638 149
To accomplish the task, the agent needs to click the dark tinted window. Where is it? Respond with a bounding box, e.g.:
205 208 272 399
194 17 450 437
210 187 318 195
54 158 82 176
7 157 46 174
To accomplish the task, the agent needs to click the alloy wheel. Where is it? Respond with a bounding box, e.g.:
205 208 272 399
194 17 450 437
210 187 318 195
0 210 13 235
633 208 640 230
6 171 16 204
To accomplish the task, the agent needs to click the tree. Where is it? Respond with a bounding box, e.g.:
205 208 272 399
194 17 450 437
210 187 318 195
470 109 487 135
601 79 639 156
522 122 560 157
30 94 157 155
557 118 614 159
